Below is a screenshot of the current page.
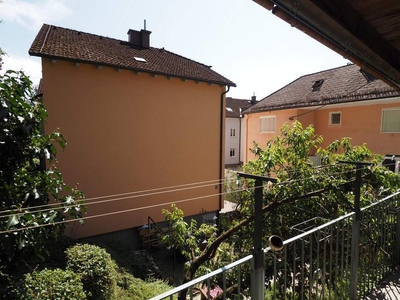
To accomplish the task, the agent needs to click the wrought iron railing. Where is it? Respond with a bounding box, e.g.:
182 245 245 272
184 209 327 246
150 191 400 300
150 254 254 300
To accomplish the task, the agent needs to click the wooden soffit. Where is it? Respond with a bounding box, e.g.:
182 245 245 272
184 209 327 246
254 0 400 89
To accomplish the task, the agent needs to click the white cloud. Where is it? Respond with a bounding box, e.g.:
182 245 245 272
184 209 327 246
0 0 72 30
1 55 42 85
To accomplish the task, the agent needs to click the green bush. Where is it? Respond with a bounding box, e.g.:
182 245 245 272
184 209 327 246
113 273 173 300
23 268 86 299
65 244 116 300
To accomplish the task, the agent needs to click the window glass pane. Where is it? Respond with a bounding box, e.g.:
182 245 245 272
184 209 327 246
331 113 341 124
382 110 400 132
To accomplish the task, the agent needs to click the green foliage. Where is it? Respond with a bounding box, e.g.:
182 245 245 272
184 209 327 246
114 271 174 300
23 268 86 299
81 238 162 280
235 122 400 240
167 121 400 298
163 204 217 261
65 244 116 300
0 70 85 276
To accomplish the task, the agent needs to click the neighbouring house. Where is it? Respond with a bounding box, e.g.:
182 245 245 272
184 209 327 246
29 24 235 242
242 64 400 168
225 97 254 166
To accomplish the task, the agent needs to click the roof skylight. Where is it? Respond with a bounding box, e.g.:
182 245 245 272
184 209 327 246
134 56 147 63
226 107 233 112
360 69 376 82
312 79 324 92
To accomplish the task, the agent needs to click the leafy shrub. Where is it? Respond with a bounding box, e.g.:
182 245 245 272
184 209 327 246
0 70 85 274
113 272 173 300
23 268 86 299
65 244 116 300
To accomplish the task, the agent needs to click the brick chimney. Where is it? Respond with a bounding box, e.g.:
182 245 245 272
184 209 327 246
251 95 257 104
127 29 151 48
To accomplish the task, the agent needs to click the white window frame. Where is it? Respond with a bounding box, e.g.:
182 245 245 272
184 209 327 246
329 112 342 126
229 148 236 157
259 116 276 133
381 108 400 133
230 128 236 137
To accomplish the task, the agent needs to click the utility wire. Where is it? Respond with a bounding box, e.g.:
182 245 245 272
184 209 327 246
0 163 376 220
15 161 360 215
0 166 350 219
0 175 362 235
0 185 254 235
0 177 236 216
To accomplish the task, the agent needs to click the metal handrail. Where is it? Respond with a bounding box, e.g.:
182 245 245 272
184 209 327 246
150 254 254 300
148 216 168 236
149 191 400 300
360 190 400 212
145 216 170 250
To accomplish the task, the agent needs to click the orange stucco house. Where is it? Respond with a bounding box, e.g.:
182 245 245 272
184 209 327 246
243 64 400 166
29 24 235 241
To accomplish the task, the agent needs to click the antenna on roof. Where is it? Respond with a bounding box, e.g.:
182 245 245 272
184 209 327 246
144 19 146 30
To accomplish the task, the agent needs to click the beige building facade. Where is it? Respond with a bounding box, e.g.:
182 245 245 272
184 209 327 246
30 25 235 238
243 65 400 163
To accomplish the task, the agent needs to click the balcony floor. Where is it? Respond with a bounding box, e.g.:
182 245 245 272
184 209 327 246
366 267 400 299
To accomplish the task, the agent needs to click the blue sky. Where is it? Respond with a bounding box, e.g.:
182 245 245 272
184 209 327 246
0 0 349 99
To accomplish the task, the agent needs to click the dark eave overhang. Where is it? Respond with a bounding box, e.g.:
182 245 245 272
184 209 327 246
253 0 400 89
244 90 400 114
28 52 237 88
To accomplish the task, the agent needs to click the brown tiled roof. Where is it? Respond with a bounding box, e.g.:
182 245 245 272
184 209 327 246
243 64 400 114
226 97 252 118
29 24 236 87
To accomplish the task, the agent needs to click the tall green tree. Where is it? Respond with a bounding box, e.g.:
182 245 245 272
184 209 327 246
0 70 85 278
163 121 400 299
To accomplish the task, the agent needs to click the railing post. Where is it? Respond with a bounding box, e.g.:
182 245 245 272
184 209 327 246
252 178 265 300
396 210 400 265
339 161 372 299
350 163 362 300
237 172 277 300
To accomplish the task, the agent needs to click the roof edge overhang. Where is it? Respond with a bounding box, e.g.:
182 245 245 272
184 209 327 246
254 0 400 89
243 93 400 114
28 52 237 88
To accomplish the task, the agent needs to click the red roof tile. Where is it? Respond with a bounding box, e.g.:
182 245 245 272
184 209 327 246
243 64 400 114
29 24 236 87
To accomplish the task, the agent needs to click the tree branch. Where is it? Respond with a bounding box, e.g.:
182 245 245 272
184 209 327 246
177 178 362 300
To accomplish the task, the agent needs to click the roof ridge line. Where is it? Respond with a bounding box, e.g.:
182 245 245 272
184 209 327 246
297 63 354 79
160 48 213 70
29 24 236 87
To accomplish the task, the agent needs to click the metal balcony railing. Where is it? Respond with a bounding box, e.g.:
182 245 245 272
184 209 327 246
150 191 400 300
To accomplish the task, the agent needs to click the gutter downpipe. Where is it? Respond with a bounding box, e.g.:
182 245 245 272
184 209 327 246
219 86 230 214
239 114 242 165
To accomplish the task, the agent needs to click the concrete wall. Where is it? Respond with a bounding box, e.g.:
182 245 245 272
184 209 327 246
41 58 225 238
